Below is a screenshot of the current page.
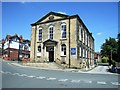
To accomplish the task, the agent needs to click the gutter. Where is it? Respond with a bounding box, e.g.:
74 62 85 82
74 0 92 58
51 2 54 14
34 26 37 61
68 17 71 68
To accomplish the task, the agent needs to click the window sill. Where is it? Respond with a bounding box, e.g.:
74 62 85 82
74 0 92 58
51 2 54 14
37 41 42 43
37 52 41 56
61 55 66 57
60 38 67 40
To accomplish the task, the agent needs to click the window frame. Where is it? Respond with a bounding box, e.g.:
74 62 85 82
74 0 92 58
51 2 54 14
19 44 23 50
61 44 66 56
48 25 54 40
24 45 28 51
37 45 41 57
38 27 42 41
79 26 82 41
61 23 66 39
79 46 82 57
83 48 85 58
83 29 85 43
86 49 88 58
38 45 41 52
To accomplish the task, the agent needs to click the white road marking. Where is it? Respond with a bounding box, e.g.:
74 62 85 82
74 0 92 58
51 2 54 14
18 74 24 76
36 76 46 79
71 80 80 83
97 81 106 85
111 82 120 85
27 75 35 78
58 79 68 82
21 74 28 76
7 63 13 66
12 73 20 76
0 71 4 73
46 77 56 80
0 71 2 73
7 63 10 65
83 80 92 83
5 72 12 74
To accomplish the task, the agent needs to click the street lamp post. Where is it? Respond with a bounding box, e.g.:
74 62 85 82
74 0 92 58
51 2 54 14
18 43 20 63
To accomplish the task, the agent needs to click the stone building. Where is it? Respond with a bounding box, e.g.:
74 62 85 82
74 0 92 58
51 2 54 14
30 12 94 69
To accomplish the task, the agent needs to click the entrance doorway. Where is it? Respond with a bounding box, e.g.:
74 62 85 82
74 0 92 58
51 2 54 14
46 46 54 62
49 51 54 62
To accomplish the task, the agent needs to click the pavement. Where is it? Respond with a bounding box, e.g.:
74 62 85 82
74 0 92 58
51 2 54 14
5 60 118 75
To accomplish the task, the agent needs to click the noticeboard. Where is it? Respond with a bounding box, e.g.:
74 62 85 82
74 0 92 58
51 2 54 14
71 48 76 55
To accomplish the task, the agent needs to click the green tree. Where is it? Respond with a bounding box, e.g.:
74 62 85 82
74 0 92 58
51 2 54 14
101 37 118 61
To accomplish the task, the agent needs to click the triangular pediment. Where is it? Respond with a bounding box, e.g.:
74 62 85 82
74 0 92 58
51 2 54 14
32 12 69 24
43 39 58 46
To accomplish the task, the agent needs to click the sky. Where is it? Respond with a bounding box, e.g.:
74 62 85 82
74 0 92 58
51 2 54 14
2 2 118 52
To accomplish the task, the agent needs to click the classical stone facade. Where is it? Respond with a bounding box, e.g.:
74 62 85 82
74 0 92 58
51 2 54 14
30 12 94 69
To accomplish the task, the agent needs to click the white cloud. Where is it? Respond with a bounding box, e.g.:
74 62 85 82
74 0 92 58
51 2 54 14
57 11 66 15
97 32 102 35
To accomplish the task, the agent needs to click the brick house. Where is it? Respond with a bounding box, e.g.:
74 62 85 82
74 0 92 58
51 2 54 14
94 52 101 63
2 34 30 62
30 12 94 69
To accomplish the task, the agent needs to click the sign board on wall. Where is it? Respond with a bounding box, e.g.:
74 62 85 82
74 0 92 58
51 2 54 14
71 48 76 55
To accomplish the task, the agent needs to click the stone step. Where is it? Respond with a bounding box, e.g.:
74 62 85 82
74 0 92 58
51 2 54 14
23 62 63 69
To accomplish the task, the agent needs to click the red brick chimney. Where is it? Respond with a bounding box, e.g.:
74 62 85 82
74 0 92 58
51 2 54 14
14 33 18 37
7 35 11 41
20 35 23 42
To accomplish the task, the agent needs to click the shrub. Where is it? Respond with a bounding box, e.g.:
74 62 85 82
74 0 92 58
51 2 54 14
101 57 108 63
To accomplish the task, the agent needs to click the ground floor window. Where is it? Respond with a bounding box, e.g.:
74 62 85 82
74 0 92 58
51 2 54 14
24 54 29 58
86 50 88 58
38 46 41 52
61 44 66 56
83 48 85 58
79 46 82 57
37 45 41 56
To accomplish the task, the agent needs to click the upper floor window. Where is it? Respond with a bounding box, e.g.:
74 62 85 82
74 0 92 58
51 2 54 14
81 29 83 42
79 46 82 57
79 26 82 41
9 40 12 44
84 31 87 45
61 23 66 38
49 25 54 40
85 33 88 45
86 50 88 58
38 27 42 41
13 38 16 42
88 36 90 47
19 44 23 50
83 30 85 43
61 44 66 56
24 45 28 50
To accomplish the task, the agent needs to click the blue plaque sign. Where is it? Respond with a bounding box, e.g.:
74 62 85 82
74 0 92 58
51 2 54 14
71 48 76 55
